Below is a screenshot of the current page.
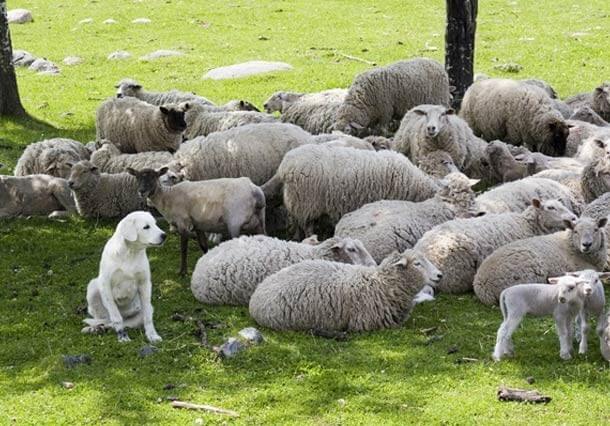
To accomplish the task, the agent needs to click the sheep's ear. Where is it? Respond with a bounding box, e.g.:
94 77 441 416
159 106 169 115
563 219 575 229
412 109 426 116
565 271 580 277
117 217 138 242
468 178 480 187
595 86 604 93
133 84 142 90
598 272 610 280
65 161 75 168
330 241 344 251
156 166 169 176
182 102 190 111
126 168 138 176
445 108 455 115
392 257 410 268
532 198 542 209
349 121 364 130
548 277 561 284
89 165 98 172
114 84 121 89
448 85 457 93
45 165 56 173
598 217 608 228
594 139 605 149
567 123 576 129
239 100 245 107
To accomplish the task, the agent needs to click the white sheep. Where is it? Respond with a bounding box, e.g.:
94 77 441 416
277 90 348 135
114 78 214 106
190 235 376 306
90 142 173 173
14 138 90 178
0 173 75 218
263 89 347 114
415 150 460 178
249 249 442 332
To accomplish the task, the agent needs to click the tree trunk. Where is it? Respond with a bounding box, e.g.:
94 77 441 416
445 0 478 111
0 0 26 117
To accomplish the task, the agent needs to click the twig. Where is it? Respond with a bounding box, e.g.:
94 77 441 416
335 51 377 66
195 320 209 347
171 400 239 417
497 387 551 404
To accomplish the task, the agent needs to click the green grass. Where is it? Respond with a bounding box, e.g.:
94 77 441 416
1 0 610 424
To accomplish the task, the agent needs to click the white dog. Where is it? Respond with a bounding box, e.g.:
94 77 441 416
82 211 166 343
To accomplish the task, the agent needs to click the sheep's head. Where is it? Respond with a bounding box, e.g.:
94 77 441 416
384 250 443 288
548 275 590 304
592 133 610 157
223 99 260 112
436 172 479 218
410 104 454 139
417 150 459 178
364 135 393 151
160 102 189 133
545 118 569 156
533 198 577 231
319 237 376 266
115 78 142 98
564 269 610 295
262 91 303 114
484 140 532 183
593 83 610 115
127 167 167 198
67 160 100 190
564 216 608 254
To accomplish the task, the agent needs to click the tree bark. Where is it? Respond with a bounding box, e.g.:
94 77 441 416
445 0 478 111
0 0 26 117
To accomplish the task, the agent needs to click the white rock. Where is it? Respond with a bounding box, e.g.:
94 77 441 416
29 58 60 75
13 50 37 67
132 18 151 24
140 50 183 61
7 9 33 24
79 18 93 25
63 56 83 66
203 60 293 80
107 51 132 60
103 19 117 25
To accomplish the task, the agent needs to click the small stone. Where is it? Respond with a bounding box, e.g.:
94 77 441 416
13 50 36 67
63 56 83 66
214 338 245 358
63 354 91 368
138 345 158 358
194 418 204 425
337 398 347 407
132 18 151 24
103 19 117 24
62 381 75 389
79 18 93 25
29 58 60 75
107 50 132 60
258 35 269 41
238 327 264 344
526 376 535 384
140 50 183 61
7 9 33 24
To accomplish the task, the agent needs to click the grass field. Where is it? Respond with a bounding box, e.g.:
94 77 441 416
1 0 610 424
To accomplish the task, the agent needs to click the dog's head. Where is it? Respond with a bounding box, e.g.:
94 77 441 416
116 211 166 247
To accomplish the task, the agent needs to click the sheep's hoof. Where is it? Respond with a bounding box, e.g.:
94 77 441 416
560 351 572 360
492 353 502 362
578 346 588 355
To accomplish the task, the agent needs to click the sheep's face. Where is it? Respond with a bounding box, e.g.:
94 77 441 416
592 134 610 157
550 276 588 304
484 141 531 183
365 136 392 151
45 161 73 179
534 198 577 231
392 250 443 288
160 104 189 132
437 172 478 217
546 119 569 156
564 216 608 254
328 237 376 266
231 100 260 112
115 79 142 98
127 167 166 199
67 161 100 190
417 150 458 178
593 83 610 113
411 105 454 139
263 92 301 114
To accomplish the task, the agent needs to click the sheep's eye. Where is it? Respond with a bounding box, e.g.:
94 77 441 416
567 286 574 291
414 261 422 266
347 247 356 252
143 225 150 230
547 206 555 210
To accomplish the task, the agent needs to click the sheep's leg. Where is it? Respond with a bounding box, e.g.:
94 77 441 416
493 316 521 361
179 231 189 277
578 311 589 354
194 229 208 253
555 316 573 360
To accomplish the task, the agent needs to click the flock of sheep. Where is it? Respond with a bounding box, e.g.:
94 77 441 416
3 56 610 362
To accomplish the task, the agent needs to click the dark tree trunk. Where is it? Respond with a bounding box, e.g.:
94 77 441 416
445 0 478 111
0 0 26 117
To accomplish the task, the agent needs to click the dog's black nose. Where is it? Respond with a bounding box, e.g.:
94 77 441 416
160 233 167 241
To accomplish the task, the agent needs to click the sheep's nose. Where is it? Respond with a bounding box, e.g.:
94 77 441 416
435 272 443 281
68 181 74 188
582 241 592 250
427 125 438 136
559 296 566 303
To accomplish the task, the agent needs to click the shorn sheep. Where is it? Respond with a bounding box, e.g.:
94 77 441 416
334 172 479 264
249 249 442 332
460 78 569 156
473 216 608 306
414 198 577 294
565 82 610 122
190 235 376 306
14 138 90 178
90 142 173 174
96 97 190 153
492 275 592 361
334 58 451 136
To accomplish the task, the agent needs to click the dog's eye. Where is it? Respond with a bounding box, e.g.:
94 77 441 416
143 225 150 230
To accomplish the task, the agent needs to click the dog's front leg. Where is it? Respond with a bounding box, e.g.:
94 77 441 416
98 275 129 342
139 277 162 343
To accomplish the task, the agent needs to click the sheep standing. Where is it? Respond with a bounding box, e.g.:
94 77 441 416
334 172 478 263
90 142 173 173
414 199 577 294
473 216 608 305
0 174 75 218
14 138 90 178
67 161 146 218
460 78 569 156
565 83 610 122
492 275 592 361
184 102 276 139
249 250 442 332
115 78 214 106
191 235 376 306
334 58 451 136
96 97 189 153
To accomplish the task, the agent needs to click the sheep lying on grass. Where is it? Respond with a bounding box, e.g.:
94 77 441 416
114 78 214 106
184 102 276 139
14 138 90 178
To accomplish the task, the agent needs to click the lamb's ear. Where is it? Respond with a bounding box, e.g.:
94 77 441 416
46 164 56 173
563 219 575 229
412 108 426 116
468 178 480 187
598 217 608 228
532 198 542 209
240 100 246 107
159 106 169 115
595 86 604 93
445 108 455 115
156 166 169 176
548 276 561 284
117 217 138 242
598 272 610 280
126 167 138 176
133 84 142 90
565 271 580 277
349 121 364 130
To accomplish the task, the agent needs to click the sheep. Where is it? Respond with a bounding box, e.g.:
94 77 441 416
393 104 490 179
168 122 313 185
128 167 266 276
311 133 375 150
473 216 608 306
273 90 348 135
334 172 479 264
67 160 147 218
263 89 347 114
114 78 214 106
566 120 608 157
574 128 610 164
460 78 569 156
249 249 442 332
565 83 610 122
263 144 439 237
190 235 376 306
90 142 173 174
0 173 75 218
485 140 534 183
364 135 393 151
492 275 592 361
414 198 577 294
475 177 580 215
14 138 91 178
569 106 609 127
416 150 460 178
95 97 189 153
581 155 610 203
520 78 558 99
333 58 451 137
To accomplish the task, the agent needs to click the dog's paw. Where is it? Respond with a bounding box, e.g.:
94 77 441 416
117 329 131 342
147 333 163 344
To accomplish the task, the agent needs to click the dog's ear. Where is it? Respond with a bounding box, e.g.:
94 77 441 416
117 217 138 242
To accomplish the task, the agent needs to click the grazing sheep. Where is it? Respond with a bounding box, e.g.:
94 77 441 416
565 83 610 122
249 249 442 332
90 142 173 173
184 102 276 139
569 106 609 127
191 235 376 306
220 99 260 112
520 78 558 99
416 151 460 178
114 78 214 106
0 173 75 218
96 97 189 153
460 78 569 156
334 172 478 263
492 275 592 361
67 160 147 218
414 199 577 294
473 216 608 306
263 89 347 114
129 167 266 276
14 138 90 178
393 104 490 178
334 58 451 136
475 177 580 214
263 144 439 237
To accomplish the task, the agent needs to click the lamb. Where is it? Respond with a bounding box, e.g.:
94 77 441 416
263 89 347 114
473 216 608 306
492 275 592 361
14 138 91 178
574 129 610 164
0 173 75 218
67 160 147 218
128 167 266 276
95 97 189 153
460 78 569 156
90 142 173 173
249 249 442 332
114 78 214 106
168 123 313 185
565 83 610 122
334 58 451 137
334 172 479 263
191 235 376 306
569 106 609 127
414 198 577 294
393 104 490 179
263 144 439 237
